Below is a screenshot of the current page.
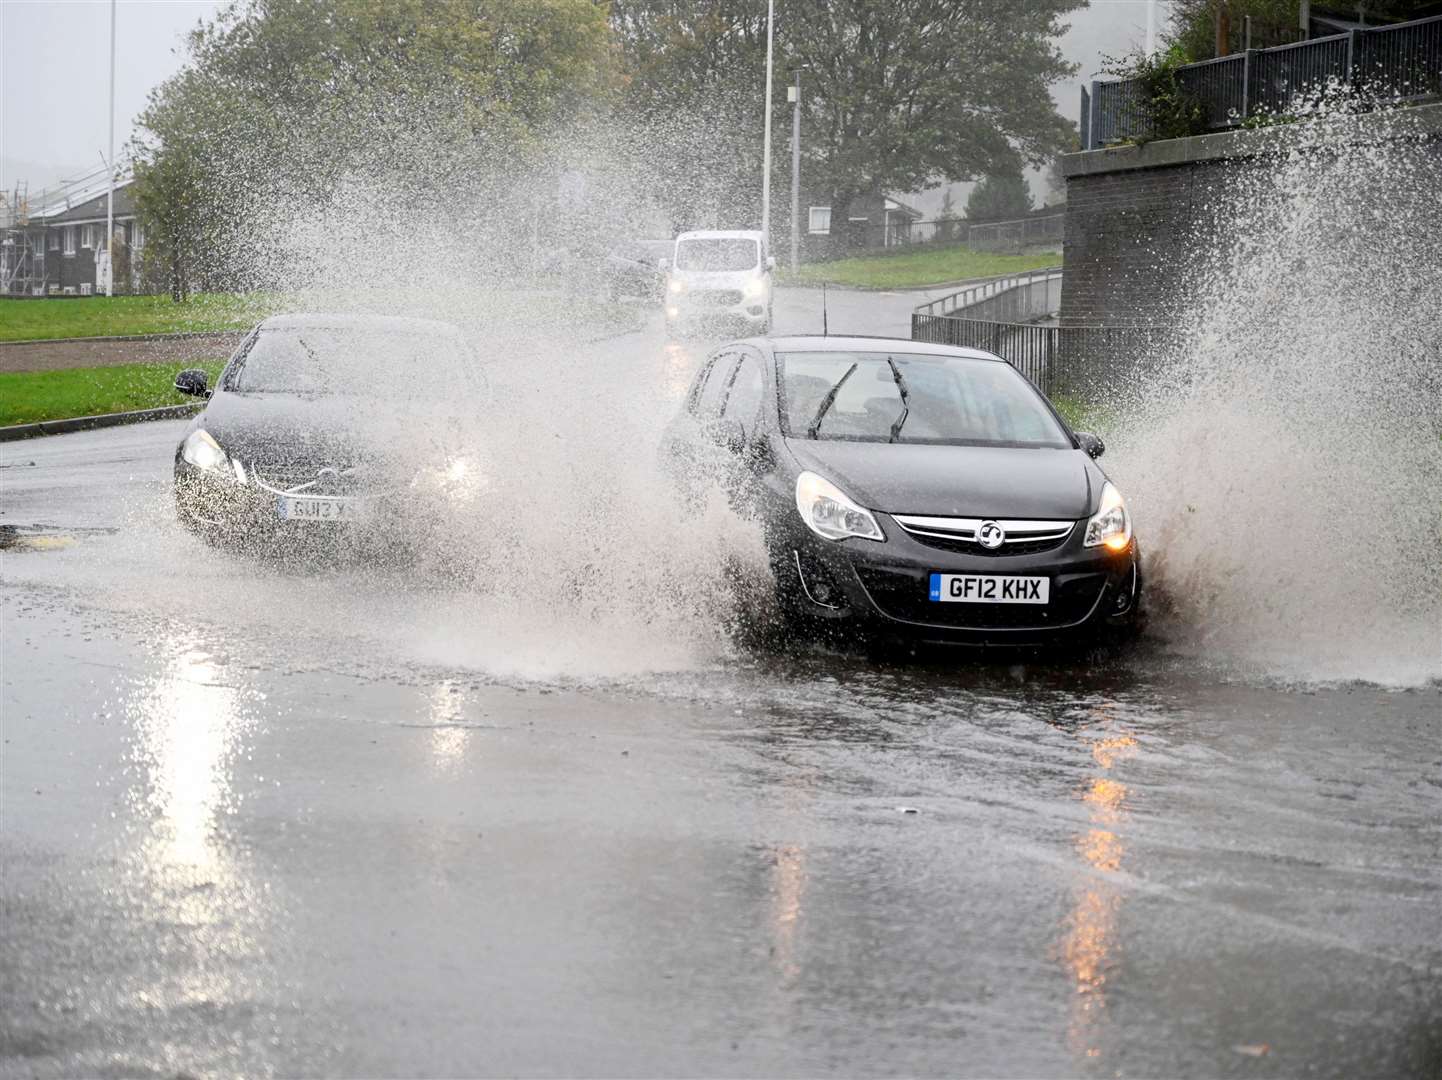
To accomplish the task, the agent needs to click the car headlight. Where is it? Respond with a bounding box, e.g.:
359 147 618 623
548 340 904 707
1084 481 1132 551
180 429 228 474
795 471 884 542
742 278 766 298
412 456 486 502
668 279 686 294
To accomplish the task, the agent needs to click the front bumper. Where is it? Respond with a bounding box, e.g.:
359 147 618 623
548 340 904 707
666 291 768 327
777 511 1142 645
173 459 460 558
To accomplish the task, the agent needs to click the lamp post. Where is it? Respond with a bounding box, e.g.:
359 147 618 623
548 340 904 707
760 0 775 241
788 69 802 273
104 0 116 296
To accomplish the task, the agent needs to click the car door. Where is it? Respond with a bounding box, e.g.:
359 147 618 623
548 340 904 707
660 350 739 493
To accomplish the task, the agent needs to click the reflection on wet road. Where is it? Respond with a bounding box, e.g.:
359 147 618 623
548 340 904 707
3 309 1439 1077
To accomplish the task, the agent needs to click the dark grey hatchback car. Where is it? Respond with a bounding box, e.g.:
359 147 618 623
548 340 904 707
664 335 1142 645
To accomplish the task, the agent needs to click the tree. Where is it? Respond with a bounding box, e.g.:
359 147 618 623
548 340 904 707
130 0 618 297
965 173 1032 221
612 0 1083 225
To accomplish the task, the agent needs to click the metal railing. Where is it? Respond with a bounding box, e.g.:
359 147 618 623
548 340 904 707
911 313 1173 397
914 266 1062 319
1085 13 1442 147
809 212 1065 260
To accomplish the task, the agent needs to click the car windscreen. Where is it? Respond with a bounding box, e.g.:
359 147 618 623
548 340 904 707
777 351 1072 448
674 239 759 272
224 328 469 396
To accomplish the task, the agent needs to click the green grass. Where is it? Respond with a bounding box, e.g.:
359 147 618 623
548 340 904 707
782 244 1060 290
0 360 226 426
0 293 280 342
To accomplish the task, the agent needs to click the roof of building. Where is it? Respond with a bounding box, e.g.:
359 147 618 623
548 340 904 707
39 179 137 225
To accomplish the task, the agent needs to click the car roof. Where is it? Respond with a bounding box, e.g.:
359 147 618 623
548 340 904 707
257 312 462 334
675 230 765 243
736 334 1001 362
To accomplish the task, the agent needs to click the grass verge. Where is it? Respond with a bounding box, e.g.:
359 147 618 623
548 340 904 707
0 360 225 426
0 294 281 342
782 245 1060 290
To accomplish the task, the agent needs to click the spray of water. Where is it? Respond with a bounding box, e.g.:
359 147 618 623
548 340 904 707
1110 106 1442 685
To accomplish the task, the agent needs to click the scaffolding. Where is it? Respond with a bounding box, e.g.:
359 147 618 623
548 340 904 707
1 181 47 296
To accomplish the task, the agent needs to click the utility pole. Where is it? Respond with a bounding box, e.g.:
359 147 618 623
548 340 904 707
105 0 116 297
1145 0 1156 54
760 0 775 241
789 70 801 273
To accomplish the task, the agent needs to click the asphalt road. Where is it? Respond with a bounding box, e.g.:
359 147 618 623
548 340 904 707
3 291 1439 1078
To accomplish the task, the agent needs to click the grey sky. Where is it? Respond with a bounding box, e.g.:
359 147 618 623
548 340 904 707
2 0 1169 205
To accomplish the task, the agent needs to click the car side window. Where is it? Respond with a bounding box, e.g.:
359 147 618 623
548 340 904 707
694 353 738 419
722 353 765 437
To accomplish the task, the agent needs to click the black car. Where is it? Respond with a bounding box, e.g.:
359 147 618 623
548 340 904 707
172 313 490 553
663 335 1142 645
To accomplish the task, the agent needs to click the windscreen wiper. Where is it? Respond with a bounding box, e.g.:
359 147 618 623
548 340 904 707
808 362 858 439
884 355 910 442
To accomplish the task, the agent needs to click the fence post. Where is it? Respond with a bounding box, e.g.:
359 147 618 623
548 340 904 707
1241 48 1258 120
1346 27 1362 88
1080 85 1092 150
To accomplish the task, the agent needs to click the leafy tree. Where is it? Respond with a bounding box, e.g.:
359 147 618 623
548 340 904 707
613 0 1083 226
130 0 618 296
965 173 1032 221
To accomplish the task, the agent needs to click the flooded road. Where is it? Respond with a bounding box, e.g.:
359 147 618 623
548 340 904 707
3 295 1440 1077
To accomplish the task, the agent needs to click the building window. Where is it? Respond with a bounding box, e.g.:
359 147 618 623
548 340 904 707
33 234 45 259
82 224 96 249
48 231 59 251
132 221 144 249
808 206 832 235
64 227 76 256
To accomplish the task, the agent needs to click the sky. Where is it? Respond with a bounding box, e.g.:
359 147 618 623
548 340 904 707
1 0 1169 208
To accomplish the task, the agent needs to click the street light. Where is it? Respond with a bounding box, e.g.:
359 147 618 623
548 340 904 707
104 0 116 297
760 0 775 243
788 68 805 273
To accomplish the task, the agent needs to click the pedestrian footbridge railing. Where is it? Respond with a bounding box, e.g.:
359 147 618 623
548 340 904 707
914 266 1062 321
911 314 1174 398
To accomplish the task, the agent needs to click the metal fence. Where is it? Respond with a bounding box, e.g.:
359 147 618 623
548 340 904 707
911 313 1173 398
1085 13 1442 147
915 266 1062 319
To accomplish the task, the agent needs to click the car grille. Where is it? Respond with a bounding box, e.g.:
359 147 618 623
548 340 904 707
689 289 743 307
855 567 1106 631
249 461 366 496
891 514 1074 557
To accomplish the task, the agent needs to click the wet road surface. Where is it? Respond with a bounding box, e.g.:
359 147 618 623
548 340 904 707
3 294 1440 1077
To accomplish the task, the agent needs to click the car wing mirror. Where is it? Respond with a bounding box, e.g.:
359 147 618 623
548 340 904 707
174 368 210 398
657 257 669 271
1076 431 1105 459
765 255 776 271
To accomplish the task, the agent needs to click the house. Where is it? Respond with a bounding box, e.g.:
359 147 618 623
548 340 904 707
1 173 143 297
789 192 924 259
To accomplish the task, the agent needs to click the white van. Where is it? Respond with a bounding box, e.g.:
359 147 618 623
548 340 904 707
662 230 774 335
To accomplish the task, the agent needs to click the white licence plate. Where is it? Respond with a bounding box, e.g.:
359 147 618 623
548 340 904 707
276 495 363 523
929 573 1049 604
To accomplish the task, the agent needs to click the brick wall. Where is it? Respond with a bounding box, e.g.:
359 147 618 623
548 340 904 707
1059 103 1442 327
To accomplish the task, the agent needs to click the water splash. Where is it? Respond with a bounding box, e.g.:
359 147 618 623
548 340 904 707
1111 107 1442 685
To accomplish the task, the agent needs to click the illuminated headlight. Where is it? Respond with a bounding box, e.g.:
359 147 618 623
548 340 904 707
795 471 884 542
180 429 228 474
413 456 486 502
1084 482 1133 551
668 279 686 294
742 278 766 298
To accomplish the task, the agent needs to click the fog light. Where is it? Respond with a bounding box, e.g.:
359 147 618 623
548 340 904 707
666 306 679 318
793 550 844 610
